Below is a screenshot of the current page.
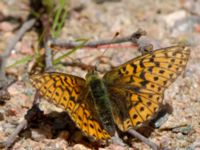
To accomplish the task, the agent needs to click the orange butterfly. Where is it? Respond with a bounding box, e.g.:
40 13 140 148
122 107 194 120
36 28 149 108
30 46 190 141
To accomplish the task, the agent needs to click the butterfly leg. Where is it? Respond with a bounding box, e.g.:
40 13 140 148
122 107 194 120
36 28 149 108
128 129 159 150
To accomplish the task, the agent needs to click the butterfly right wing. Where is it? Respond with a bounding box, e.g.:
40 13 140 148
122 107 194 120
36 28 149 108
30 72 110 141
103 46 190 131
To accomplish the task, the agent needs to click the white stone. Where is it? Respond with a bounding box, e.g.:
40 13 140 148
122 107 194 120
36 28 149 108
163 10 187 27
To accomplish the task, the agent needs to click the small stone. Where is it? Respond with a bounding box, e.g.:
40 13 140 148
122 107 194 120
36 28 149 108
6 108 18 117
183 0 200 16
163 10 187 27
172 16 200 35
19 129 32 139
188 139 200 150
70 0 86 12
31 125 53 142
0 22 16 32
107 144 133 150
31 129 47 142
72 144 90 150
172 125 193 135
176 133 184 140
58 130 70 140
0 112 4 121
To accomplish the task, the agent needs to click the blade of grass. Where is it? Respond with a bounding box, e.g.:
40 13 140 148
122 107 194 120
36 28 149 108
54 10 67 37
51 0 68 38
6 55 33 68
53 40 88 65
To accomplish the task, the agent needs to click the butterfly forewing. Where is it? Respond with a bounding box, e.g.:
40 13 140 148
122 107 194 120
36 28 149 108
103 46 190 131
30 73 110 141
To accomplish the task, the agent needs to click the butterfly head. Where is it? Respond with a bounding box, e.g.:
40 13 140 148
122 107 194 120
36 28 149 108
85 70 100 84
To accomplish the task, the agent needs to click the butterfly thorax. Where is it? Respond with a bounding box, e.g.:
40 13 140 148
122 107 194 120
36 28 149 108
86 71 116 136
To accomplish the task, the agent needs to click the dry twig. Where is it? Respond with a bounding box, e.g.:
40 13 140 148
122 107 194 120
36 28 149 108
0 19 36 79
5 120 28 149
45 40 53 71
0 19 36 105
50 29 147 49
5 91 40 149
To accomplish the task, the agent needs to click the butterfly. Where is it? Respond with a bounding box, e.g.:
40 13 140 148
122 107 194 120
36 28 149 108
30 46 190 141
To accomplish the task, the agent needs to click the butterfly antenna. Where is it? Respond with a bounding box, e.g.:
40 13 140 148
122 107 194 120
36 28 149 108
94 32 120 71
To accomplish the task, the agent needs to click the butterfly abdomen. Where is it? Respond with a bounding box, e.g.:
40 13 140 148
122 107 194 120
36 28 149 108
88 76 116 136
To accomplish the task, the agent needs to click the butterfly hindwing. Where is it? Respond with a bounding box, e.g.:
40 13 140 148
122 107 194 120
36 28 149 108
30 73 110 141
108 87 161 131
103 46 190 131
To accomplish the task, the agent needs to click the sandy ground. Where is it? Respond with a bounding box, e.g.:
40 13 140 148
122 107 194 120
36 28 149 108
0 0 200 149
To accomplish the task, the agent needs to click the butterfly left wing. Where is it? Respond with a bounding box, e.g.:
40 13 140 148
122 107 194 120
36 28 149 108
103 46 190 131
30 72 110 141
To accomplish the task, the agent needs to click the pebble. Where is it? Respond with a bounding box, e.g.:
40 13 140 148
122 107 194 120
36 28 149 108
183 0 200 16
0 21 16 32
58 130 70 140
31 129 47 142
172 16 200 35
72 144 89 150
163 10 187 27
172 125 193 135
31 126 53 142
0 112 4 121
